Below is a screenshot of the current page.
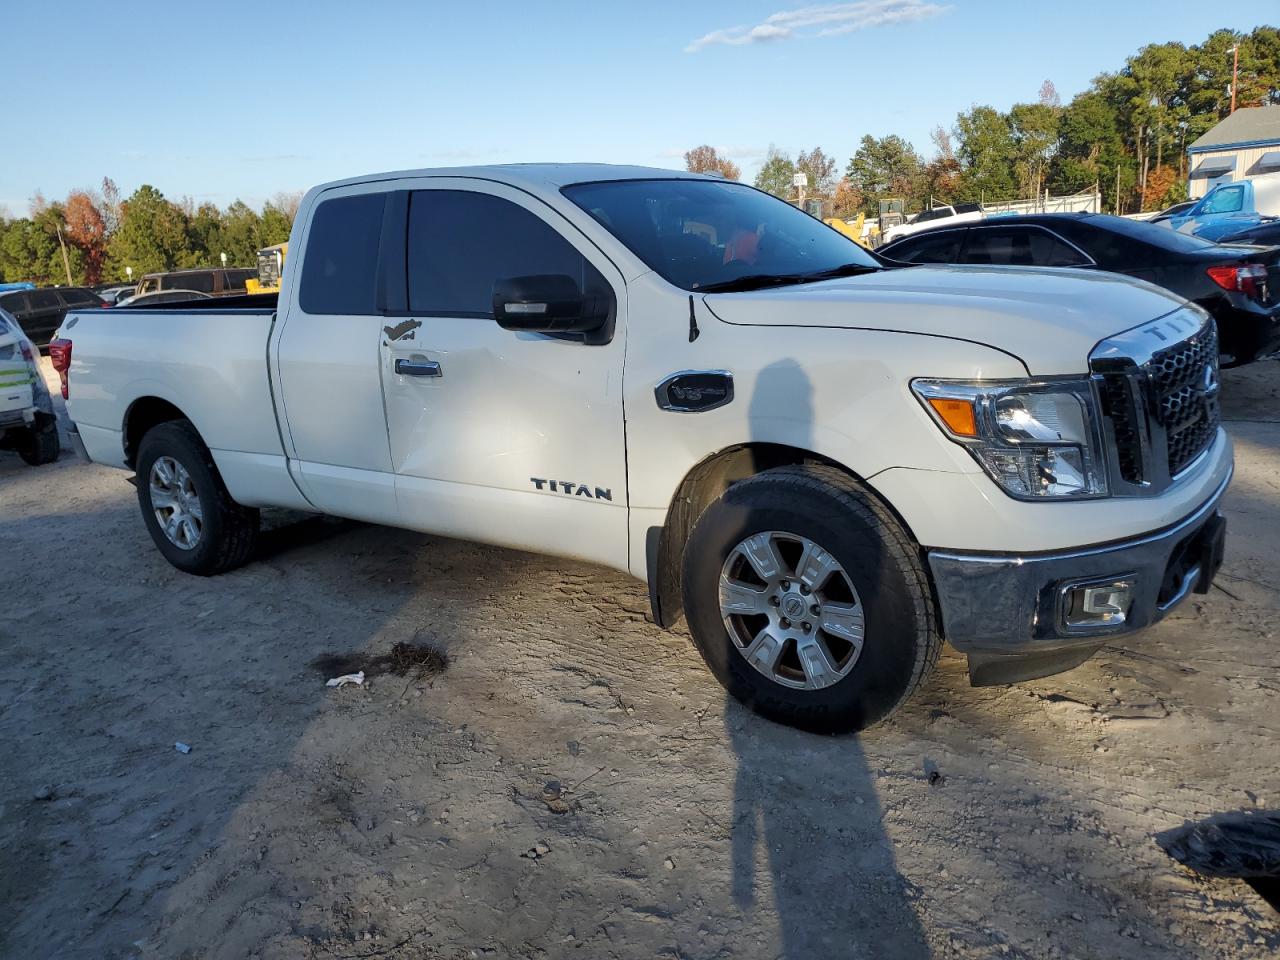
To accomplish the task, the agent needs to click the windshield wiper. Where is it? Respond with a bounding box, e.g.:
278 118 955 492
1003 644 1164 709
695 273 815 294
696 262 882 294
793 262 884 281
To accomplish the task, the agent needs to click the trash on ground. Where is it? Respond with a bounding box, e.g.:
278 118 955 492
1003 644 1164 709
326 671 366 688
1157 809 1280 912
174 742 191 754
521 842 551 860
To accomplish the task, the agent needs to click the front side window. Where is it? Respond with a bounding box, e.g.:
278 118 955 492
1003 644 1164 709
1198 185 1244 215
562 179 878 291
299 193 386 315
407 190 608 317
885 231 963 264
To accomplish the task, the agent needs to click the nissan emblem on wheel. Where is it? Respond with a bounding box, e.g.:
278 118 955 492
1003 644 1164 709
54 164 1232 733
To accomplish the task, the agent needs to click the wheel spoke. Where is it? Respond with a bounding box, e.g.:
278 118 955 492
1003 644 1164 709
720 578 770 616
742 628 785 675
149 490 179 511
164 513 182 542
152 458 174 488
820 602 865 646
180 518 199 547
739 532 786 583
795 540 839 592
187 498 203 521
796 634 841 689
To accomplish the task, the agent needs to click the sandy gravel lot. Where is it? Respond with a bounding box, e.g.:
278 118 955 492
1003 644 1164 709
1 358 1277 960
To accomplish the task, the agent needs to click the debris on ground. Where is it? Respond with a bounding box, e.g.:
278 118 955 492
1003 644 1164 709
1157 809 1280 911
313 640 449 684
923 757 945 787
521 843 551 860
325 671 366 689
32 784 55 802
174 742 192 754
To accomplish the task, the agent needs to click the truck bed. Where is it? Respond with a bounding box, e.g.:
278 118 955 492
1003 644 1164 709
109 292 279 312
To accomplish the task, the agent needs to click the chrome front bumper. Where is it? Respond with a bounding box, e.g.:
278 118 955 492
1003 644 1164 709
927 470 1231 685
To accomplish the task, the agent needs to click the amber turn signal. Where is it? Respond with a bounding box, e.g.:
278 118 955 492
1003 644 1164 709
926 397 978 437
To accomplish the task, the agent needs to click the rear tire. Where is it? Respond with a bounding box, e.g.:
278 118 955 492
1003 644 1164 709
681 464 939 733
135 420 259 576
17 417 60 465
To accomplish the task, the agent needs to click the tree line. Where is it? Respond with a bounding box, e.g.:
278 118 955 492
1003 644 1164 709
0 180 301 287
685 25 1280 218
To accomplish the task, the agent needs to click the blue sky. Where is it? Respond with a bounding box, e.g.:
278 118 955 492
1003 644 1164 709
2 1 1270 214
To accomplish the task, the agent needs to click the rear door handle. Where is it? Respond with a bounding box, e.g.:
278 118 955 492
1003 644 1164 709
394 358 442 377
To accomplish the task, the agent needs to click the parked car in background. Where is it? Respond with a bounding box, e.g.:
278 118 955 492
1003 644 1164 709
1166 172 1280 241
1149 200 1197 225
1221 220 1280 247
0 281 36 293
881 202 984 245
55 164 1233 733
95 285 137 306
0 287 105 347
0 309 59 464
879 212 1280 365
114 290 213 308
135 267 256 298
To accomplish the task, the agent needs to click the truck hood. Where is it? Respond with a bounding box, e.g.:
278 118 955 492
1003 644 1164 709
702 264 1188 375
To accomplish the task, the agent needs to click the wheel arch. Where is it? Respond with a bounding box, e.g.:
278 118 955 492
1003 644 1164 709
122 396 198 469
646 442 925 629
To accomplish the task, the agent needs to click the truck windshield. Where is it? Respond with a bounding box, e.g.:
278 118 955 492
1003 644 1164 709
563 179 880 292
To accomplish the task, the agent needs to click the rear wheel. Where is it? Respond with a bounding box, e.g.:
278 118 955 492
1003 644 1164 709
135 420 259 575
17 417 60 465
681 464 939 733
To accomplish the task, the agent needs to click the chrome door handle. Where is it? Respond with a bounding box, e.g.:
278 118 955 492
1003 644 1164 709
395 358 442 377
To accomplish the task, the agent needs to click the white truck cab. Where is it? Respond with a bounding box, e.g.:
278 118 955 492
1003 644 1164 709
56 165 1232 732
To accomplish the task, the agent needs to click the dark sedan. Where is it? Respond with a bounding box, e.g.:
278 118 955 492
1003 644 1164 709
879 213 1280 365
0 286 106 348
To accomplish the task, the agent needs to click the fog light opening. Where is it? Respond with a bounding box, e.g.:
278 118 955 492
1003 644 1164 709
1062 577 1135 629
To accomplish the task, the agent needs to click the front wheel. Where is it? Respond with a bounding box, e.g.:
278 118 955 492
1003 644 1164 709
135 420 260 576
681 464 940 733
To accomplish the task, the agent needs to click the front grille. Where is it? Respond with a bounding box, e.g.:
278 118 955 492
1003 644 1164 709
1091 315 1221 493
1148 323 1220 476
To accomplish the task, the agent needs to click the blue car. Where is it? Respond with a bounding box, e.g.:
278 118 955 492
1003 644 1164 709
1169 173 1280 241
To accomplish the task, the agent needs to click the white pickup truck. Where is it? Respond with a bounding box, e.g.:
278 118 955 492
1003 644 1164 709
55 165 1232 732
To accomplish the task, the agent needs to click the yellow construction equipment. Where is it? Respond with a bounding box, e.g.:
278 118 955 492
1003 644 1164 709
824 213 869 248
246 242 287 295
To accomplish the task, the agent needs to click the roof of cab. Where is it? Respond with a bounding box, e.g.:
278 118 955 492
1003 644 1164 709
310 163 716 194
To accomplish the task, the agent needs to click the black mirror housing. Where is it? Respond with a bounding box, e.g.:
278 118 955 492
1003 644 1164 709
493 274 610 336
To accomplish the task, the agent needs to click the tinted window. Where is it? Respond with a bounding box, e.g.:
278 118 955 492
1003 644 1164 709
563 179 877 291
61 289 101 306
1197 185 1244 215
29 290 62 309
884 231 963 264
0 293 31 313
913 207 952 223
407 190 607 317
961 227 1090 267
227 269 255 288
163 272 215 293
299 193 385 315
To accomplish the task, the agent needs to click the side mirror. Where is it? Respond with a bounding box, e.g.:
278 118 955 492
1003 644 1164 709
493 274 608 334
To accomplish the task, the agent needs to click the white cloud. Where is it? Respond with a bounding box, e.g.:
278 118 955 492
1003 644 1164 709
684 0 949 53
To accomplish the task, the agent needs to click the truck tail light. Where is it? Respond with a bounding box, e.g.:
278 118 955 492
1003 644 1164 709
48 338 72 399
1207 263 1267 298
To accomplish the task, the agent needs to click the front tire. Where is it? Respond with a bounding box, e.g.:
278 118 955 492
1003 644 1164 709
135 420 259 576
681 464 939 733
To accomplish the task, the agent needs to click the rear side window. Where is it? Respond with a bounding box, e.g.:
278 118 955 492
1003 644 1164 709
961 227 1090 267
407 190 606 317
29 290 61 309
1 293 31 314
61 289 100 306
299 193 386 315
885 231 963 264
165 272 215 293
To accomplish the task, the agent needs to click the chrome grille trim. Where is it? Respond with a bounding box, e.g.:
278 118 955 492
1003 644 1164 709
1088 307 1220 496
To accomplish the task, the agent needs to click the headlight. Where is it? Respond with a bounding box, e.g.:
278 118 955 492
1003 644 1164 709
912 378 1108 500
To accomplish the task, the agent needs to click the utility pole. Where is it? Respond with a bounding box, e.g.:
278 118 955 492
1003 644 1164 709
1228 45 1239 113
55 224 73 286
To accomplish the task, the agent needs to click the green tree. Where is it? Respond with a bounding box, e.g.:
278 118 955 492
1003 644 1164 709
952 106 1017 201
754 146 796 198
796 147 837 196
106 185 190 278
846 134 921 213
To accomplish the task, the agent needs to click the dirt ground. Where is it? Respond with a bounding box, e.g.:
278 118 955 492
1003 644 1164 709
2 357 1278 960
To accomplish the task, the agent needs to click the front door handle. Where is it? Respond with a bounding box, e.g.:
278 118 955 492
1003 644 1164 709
395 358 442 377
